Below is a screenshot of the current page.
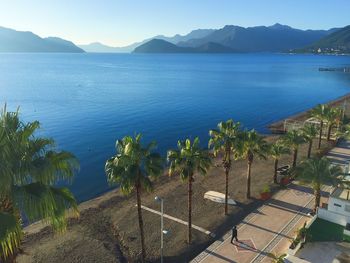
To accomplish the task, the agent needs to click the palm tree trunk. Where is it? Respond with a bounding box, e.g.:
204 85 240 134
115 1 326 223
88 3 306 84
292 148 298 167
1 254 16 263
318 121 323 149
224 166 229 215
327 124 332 141
314 187 321 212
307 140 312 159
273 159 278 184
224 150 231 216
246 161 252 199
188 174 193 244
136 184 146 262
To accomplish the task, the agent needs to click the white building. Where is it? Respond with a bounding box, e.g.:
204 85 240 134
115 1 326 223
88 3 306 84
318 188 350 230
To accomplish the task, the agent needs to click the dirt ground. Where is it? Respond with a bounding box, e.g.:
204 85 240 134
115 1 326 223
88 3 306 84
17 137 333 263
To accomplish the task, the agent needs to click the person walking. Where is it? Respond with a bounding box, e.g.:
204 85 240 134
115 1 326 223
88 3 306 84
230 225 238 243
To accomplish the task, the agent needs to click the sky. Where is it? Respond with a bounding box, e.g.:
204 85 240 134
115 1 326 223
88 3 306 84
1 0 349 47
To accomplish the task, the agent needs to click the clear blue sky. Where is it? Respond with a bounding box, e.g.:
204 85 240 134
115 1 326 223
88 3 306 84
1 0 349 47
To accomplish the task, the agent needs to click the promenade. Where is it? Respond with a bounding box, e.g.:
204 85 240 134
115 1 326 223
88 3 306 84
191 183 328 263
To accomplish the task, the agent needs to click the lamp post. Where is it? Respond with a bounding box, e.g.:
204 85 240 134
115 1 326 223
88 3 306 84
155 196 166 263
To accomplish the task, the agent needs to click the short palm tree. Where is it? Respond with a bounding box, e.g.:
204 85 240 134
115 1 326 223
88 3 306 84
295 157 342 212
167 137 211 243
237 130 268 199
311 104 330 149
325 107 342 141
340 123 350 139
301 124 318 159
270 253 287 263
269 141 290 184
105 134 163 262
209 119 241 215
0 107 79 261
282 130 305 167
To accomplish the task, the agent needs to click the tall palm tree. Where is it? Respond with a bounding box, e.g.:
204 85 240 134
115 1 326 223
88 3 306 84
269 141 290 184
237 130 268 199
105 134 163 263
0 106 79 262
167 137 211 243
282 130 305 167
301 124 318 159
209 120 241 215
325 107 342 141
311 104 330 149
295 157 342 212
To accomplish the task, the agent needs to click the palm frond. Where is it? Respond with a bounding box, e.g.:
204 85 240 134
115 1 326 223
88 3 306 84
105 134 163 194
0 212 22 259
14 183 78 231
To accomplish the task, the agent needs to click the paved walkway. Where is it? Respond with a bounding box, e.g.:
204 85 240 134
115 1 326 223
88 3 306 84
191 184 326 263
326 139 350 166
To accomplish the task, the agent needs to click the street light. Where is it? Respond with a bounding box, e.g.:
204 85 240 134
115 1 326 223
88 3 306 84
155 196 168 263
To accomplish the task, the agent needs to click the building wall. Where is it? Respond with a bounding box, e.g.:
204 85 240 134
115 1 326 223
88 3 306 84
318 207 350 226
328 196 350 216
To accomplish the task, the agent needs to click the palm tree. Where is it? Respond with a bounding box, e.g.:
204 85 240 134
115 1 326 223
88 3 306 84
294 157 342 212
311 104 330 149
282 130 305 167
105 134 163 262
269 141 290 184
167 137 211 243
325 107 342 141
0 106 79 262
237 130 268 199
301 124 318 159
270 253 287 263
209 120 241 215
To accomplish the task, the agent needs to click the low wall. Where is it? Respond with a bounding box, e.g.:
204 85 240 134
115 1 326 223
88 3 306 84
317 208 350 226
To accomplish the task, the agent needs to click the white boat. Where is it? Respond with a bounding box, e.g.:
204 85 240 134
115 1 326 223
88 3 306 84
204 191 236 205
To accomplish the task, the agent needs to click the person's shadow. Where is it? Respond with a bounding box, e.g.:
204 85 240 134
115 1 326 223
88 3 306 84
232 240 258 252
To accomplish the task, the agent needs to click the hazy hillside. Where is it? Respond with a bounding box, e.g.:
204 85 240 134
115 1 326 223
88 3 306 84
133 39 190 53
296 25 350 54
178 23 334 52
0 26 84 53
80 29 214 53
133 39 236 53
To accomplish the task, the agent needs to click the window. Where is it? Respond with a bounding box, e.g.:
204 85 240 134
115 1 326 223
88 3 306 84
345 205 350 213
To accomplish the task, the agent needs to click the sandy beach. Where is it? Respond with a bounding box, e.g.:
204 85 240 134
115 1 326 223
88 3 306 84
17 133 334 263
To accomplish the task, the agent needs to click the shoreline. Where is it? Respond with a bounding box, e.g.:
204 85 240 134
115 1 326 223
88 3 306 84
268 92 350 133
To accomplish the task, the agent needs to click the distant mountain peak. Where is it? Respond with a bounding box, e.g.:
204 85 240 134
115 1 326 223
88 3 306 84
0 26 84 53
269 23 292 30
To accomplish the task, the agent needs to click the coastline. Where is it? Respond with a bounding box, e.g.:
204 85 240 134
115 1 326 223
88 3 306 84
18 97 340 263
269 92 350 133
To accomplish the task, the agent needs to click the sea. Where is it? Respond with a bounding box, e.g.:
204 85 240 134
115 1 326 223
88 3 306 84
0 53 349 201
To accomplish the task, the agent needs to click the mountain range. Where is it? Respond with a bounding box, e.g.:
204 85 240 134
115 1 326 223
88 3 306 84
134 23 341 53
1 24 349 54
78 29 215 53
0 26 84 53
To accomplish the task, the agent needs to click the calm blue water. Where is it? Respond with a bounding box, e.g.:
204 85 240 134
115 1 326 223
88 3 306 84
0 53 349 201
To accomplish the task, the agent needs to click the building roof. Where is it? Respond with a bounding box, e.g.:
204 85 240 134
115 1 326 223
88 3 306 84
331 188 350 201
